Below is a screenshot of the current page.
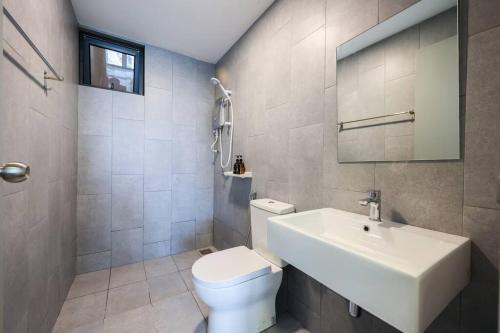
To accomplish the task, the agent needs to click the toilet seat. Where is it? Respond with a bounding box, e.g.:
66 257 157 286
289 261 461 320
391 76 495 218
192 246 272 289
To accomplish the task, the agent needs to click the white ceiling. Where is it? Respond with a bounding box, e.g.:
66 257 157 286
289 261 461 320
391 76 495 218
71 0 274 64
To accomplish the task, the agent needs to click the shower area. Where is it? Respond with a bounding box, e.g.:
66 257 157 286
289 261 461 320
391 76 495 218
0 0 215 331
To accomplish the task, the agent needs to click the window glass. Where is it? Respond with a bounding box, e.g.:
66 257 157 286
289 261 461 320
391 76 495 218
80 30 144 95
90 45 135 93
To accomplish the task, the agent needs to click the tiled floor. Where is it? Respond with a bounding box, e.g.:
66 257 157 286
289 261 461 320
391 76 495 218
52 248 308 333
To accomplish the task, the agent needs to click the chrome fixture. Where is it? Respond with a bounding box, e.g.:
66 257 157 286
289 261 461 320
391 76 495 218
337 110 415 132
348 301 360 318
359 190 381 221
0 162 30 183
210 77 234 169
3 7 64 92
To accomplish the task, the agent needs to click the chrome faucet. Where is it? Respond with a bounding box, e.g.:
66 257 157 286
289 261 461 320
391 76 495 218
358 190 381 221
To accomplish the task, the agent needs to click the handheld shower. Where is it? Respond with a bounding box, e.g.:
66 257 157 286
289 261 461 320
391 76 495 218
210 77 234 169
210 77 232 99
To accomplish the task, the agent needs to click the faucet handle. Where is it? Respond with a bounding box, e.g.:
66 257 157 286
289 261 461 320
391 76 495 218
367 190 381 200
358 200 369 207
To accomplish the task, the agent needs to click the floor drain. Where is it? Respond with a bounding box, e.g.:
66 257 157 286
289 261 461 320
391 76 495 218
199 248 213 256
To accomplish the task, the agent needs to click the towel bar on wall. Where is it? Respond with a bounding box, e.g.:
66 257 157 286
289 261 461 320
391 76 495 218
3 6 64 91
337 110 415 132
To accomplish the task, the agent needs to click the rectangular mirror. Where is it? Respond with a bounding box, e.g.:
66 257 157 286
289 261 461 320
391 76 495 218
336 0 459 162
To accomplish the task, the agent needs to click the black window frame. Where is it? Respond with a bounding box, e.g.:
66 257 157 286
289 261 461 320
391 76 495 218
79 29 145 95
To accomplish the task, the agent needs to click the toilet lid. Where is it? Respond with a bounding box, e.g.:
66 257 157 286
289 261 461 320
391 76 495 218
192 246 272 289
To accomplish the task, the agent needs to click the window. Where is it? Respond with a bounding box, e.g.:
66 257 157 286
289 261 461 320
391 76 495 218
80 30 144 95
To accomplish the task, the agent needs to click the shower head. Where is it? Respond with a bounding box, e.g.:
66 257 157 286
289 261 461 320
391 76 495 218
210 77 231 98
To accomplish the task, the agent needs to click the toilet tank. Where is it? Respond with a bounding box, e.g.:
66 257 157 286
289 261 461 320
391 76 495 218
250 199 295 267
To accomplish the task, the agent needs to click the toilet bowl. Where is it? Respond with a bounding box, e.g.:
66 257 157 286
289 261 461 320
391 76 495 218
192 198 295 333
192 246 282 333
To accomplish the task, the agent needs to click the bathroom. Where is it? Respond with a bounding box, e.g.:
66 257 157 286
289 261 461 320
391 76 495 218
0 0 498 332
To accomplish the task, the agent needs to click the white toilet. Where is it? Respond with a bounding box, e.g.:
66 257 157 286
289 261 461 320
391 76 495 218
192 198 295 333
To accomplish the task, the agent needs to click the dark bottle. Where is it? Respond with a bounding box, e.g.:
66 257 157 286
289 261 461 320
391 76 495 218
239 155 246 175
233 155 240 174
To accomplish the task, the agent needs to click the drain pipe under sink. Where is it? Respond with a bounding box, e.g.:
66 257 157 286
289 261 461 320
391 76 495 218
349 301 360 317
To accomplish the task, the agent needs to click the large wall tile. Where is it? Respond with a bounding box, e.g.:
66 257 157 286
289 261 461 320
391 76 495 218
77 226 111 256
112 91 145 120
461 207 499 332
145 45 173 90
27 219 50 332
265 99 291 183
112 175 144 231
291 0 325 44
463 206 500 270
464 26 500 210
78 135 112 195
172 174 196 222
196 189 214 235
144 241 171 260
374 162 463 234
144 140 172 191
77 194 111 234
111 228 144 267
196 144 215 190
78 86 112 136
290 27 325 128
378 0 418 22
468 0 500 36
287 293 321 333
1 191 30 333
320 286 372 333
173 76 197 126
171 220 196 254
112 118 144 175
173 53 198 80
145 87 173 140
27 109 50 226
287 266 321 315
265 22 292 109
76 251 111 274
325 0 378 87
144 191 172 244
289 124 324 211
76 194 111 255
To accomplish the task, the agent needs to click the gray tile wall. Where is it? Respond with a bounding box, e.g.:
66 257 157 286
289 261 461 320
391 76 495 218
0 0 79 331
214 0 499 332
77 46 215 272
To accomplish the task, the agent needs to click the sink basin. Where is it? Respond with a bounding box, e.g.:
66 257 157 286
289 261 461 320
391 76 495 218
267 208 470 333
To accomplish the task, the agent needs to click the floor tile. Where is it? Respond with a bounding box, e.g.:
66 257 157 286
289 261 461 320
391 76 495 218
52 292 107 332
264 312 309 333
144 256 178 279
109 262 146 289
152 292 206 332
173 250 201 270
67 269 110 300
191 290 209 318
103 305 155 333
106 281 150 316
180 269 194 290
54 320 104 333
148 271 188 303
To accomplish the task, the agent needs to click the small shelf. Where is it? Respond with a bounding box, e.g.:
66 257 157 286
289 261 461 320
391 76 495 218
223 171 252 179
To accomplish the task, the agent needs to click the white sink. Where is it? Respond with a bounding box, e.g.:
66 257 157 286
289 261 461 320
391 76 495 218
267 208 470 333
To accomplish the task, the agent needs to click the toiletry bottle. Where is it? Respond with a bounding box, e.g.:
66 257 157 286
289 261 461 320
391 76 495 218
239 155 246 175
233 155 240 174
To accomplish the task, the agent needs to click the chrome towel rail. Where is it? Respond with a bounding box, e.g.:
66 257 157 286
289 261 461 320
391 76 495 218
3 6 64 89
337 110 415 132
